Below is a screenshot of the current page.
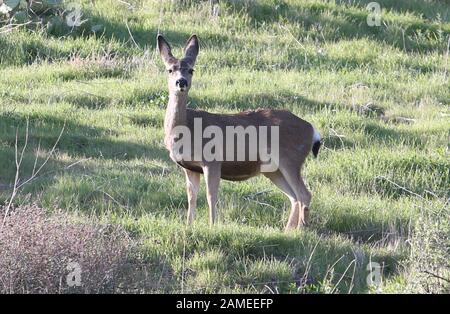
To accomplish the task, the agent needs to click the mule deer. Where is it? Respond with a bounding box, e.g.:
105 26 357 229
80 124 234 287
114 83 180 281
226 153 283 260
157 34 321 231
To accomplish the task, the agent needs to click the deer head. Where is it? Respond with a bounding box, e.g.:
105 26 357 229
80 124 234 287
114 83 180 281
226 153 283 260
157 34 199 95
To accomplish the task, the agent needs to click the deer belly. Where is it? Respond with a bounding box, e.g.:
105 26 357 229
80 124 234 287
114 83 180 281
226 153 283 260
220 161 260 181
176 160 204 174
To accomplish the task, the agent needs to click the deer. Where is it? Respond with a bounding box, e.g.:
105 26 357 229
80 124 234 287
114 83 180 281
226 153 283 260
157 34 321 231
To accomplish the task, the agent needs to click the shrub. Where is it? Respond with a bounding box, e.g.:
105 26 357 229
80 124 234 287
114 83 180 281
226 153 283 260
0 204 132 293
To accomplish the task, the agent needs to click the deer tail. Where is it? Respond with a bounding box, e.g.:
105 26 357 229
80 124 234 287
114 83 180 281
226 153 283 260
312 127 321 158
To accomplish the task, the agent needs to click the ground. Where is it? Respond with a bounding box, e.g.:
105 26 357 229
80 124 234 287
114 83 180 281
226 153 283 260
0 0 449 293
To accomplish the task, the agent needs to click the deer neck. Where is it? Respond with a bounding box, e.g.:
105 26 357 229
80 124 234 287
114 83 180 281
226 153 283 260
164 92 188 146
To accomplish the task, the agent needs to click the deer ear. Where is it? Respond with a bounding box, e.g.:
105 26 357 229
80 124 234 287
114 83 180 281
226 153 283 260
183 35 199 66
157 35 175 67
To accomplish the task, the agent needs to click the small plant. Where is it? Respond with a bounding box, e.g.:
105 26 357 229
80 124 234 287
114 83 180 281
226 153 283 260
0 1 22 18
1 1 62 20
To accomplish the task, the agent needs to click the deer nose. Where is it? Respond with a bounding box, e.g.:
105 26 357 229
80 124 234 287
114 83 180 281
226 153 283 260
176 78 188 88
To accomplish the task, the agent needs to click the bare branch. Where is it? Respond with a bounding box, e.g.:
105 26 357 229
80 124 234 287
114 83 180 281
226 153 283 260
375 175 426 201
422 270 450 284
2 121 65 226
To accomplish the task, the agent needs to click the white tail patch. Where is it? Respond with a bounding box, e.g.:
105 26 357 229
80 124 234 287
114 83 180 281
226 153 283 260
313 127 321 143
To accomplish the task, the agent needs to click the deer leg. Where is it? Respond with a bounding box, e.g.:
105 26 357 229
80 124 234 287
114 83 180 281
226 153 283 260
203 163 221 226
279 165 311 228
264 171 299 232
297 176 312 228
184 169 200 225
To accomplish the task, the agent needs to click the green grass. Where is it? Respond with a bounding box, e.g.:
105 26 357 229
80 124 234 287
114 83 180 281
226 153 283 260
0 0 449 293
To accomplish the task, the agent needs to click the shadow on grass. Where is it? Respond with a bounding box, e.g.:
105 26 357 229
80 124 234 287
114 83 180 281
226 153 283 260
32 89 168 110
312 208 412 244
336 0 450 22
221 182 412 244
361 121 429 148
189 91 341 112
0 36 66 66
0 111 168 196
0 111 176 217
3 4 447 73
323 135 356 151
0 112 167 161
47 6 232 53
224 0 449 53
327 118 442 150
129 219 404 293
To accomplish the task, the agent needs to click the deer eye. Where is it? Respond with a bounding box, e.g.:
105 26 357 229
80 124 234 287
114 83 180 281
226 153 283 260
188 69 194 75
168 69 173 74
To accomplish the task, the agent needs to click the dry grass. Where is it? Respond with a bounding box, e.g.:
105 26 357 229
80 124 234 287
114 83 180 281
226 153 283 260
0 204 133 293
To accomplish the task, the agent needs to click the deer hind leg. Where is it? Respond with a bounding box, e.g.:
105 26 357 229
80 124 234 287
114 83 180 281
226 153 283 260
203 163 221 226
264 171 299 231
279 164 312 228
297 177 312 227
185 169 200 225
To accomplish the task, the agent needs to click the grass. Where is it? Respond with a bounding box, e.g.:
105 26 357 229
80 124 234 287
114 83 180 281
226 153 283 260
0 0 449 293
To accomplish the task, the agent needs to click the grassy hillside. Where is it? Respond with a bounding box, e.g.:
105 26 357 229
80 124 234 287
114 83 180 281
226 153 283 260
0 0 449 293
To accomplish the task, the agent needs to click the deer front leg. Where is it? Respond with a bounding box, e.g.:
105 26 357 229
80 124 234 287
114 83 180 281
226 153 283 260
185 169 200 225
203 163 221 226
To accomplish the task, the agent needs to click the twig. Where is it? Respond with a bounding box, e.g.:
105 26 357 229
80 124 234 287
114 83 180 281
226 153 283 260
324 254 346 282
401 28 406 51
116 0 133 8
279 24 307 52
244 189 278 210
2 120 29 226
444 35 450 79
246 198 279 211
125 19 140 50
16 124 65 190
246 189 272 198
64 158 91 170
388 116 416 124
422 270 450 283
2 121 65 226
330 259 356 294
181 225 187 294
264 285 277 294
9 157 90 189
96 189 129 211
0 21 33 34
347 257 357 294
300 237 321 287
156 254 168 291
375 176 426 201
157 0 163 35
328 127 346 149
